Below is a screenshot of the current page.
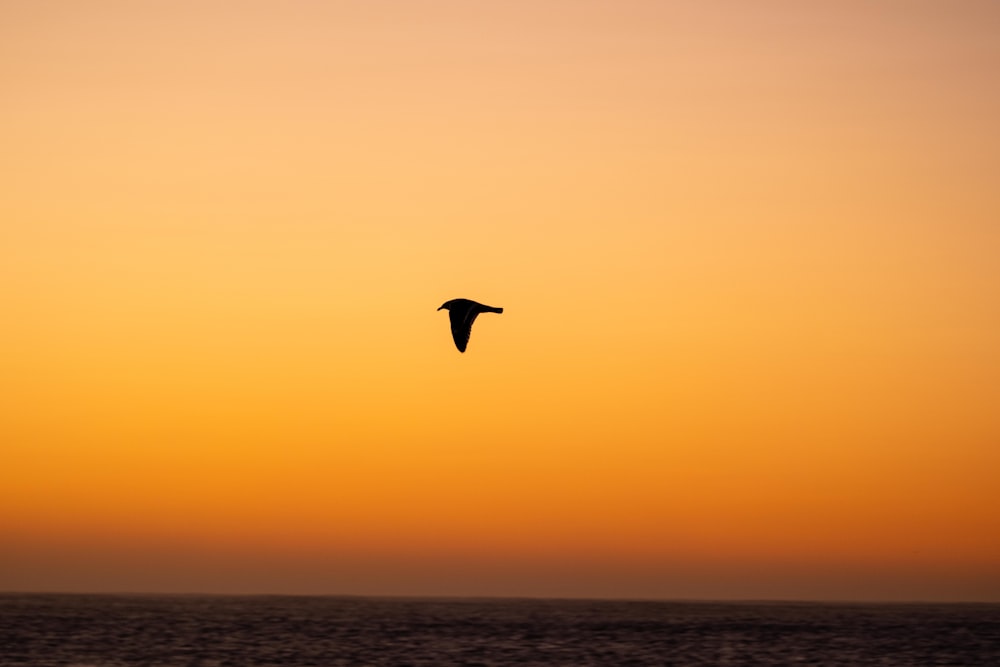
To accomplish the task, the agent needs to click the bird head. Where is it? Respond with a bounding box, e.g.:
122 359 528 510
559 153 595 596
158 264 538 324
437 300 454 311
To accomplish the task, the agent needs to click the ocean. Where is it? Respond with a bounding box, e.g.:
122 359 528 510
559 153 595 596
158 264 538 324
1 593 998 666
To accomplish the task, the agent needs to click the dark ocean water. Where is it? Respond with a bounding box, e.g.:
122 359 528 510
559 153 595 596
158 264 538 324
2 594 998 666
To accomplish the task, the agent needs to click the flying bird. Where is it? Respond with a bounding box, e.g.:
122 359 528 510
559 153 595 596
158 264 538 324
437 298 503 352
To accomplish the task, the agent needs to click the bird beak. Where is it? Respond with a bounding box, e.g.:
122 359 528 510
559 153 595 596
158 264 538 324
436 305 445 310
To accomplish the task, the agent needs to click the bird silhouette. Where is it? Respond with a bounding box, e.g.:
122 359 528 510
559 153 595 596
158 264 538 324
437 298 503 352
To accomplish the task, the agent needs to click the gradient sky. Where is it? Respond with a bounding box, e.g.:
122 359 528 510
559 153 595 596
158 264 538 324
2 1 999 601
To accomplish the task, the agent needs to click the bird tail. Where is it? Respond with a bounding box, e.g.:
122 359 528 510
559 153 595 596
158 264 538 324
491 306 504 314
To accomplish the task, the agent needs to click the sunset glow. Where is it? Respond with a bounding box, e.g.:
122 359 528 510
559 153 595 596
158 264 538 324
3 1 999 601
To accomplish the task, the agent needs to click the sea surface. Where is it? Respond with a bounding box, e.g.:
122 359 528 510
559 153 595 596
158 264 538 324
2 593 999 666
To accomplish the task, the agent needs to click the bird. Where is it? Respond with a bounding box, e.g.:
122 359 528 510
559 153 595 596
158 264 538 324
437 298 503 352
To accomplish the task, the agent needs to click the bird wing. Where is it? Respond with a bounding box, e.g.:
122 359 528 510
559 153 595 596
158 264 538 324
448 307 480 352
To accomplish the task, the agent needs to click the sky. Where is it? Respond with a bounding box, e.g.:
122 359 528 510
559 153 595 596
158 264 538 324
2 0 999 602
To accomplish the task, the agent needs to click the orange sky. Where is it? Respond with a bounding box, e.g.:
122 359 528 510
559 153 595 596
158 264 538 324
2 0 999 601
